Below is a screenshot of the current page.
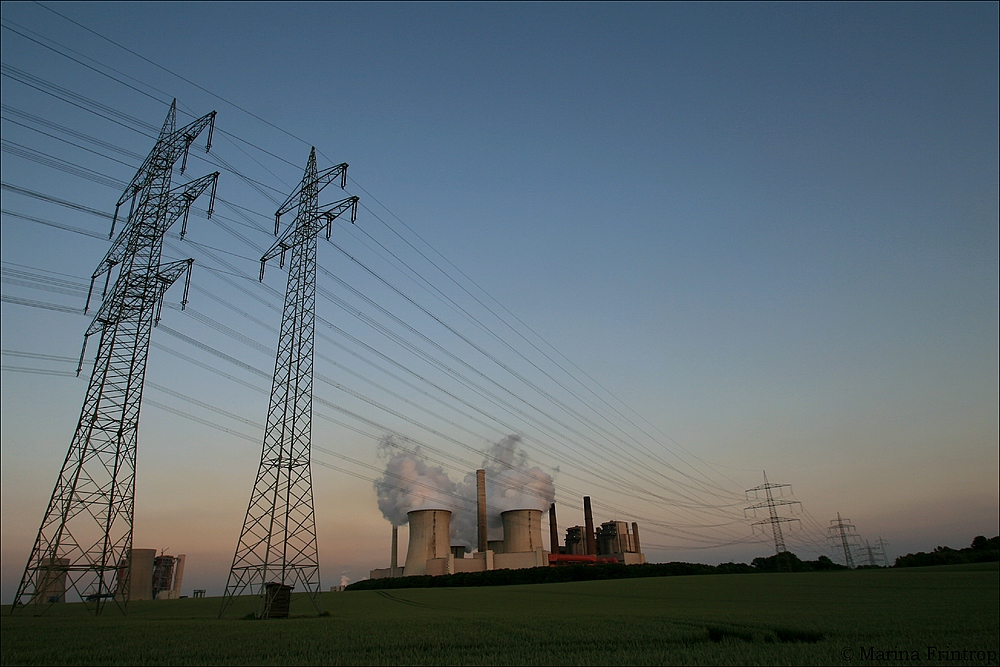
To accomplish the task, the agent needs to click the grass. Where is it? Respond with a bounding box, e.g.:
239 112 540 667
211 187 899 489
2 562 997 665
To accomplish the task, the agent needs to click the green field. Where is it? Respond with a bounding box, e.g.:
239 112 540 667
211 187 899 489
2 563 997 665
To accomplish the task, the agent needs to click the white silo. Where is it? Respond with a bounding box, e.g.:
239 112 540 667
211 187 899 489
501 509 543 553
404 509 451 576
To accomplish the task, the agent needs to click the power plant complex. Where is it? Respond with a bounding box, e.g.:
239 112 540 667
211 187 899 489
370 470 644 579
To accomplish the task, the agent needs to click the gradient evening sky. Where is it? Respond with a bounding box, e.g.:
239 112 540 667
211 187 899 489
1 2 997 599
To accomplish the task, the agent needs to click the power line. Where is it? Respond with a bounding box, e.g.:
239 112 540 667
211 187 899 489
0 15 780 556
13 4 750 508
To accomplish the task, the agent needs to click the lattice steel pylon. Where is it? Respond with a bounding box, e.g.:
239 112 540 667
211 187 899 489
745 471 801 565
220 149 357 619
829 512 859 568
877 536 892 567
12 101 218 615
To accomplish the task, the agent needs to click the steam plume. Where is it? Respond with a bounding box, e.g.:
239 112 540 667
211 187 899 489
373 436 462 526
454 435 556 547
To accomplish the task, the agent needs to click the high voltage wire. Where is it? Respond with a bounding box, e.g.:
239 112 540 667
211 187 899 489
3 145 756 536
320 237 743 502
4 29 739 509
350 178 753 492
3 10 724 494
3 248 752 528
1 286 752 535
0 15 801 555
2 349 756 550
31 1 321 157
0 99 289 220
5 220 752 544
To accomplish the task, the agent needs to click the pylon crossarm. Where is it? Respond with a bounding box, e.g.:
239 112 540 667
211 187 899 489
274 162 349 225
747 499 800 510
323 196 359 238
84 257 191 336
261 197 358 275
116 109 216 211
96 172 219 277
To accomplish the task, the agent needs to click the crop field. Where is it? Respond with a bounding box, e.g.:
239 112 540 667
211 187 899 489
2 563 997 665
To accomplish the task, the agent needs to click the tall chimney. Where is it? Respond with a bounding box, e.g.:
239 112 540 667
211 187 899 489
632 521 642 555
583 496 597 556
391 526 399 576
477 469 487 553
549 503 559 553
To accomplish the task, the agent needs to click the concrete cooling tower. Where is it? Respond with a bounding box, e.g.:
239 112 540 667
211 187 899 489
500 509 543 553
404 509 451 576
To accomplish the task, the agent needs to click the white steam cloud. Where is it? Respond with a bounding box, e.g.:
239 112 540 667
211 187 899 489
373 436 461 526
373 434 556 551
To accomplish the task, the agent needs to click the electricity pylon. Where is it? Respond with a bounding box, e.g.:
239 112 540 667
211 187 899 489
220 149 358 619
828 513 860 568
877 536 892 567
745 471 801 568
12 101 218 615
864 539 880 567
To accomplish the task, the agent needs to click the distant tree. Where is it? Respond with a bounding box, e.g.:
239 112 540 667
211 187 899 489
752 552 803 572
894 535 999 568
814 555 844 571
748 552 847 572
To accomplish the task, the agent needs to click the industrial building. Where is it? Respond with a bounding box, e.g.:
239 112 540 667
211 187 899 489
370 470 643 579
116 549 186 601
34 557 69 603
30 549 186 603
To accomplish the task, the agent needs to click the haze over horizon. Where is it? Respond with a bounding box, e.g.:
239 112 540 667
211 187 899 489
1 2 996 600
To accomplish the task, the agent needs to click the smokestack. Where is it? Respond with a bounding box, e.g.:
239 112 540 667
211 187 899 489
391 526 398 576
477 469 487 553
549 503 559 553
632 521 642 555
583 496 597 556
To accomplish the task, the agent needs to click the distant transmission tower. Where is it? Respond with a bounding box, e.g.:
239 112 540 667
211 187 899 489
745 471 801 568
828 513 860 568
220 149 357 619
12 101 218 615
877 536 892 567
863 539 879 567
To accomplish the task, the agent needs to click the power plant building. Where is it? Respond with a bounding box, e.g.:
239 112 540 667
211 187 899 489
594 521 645 565
116 549 186 601
34 557 69 603
369 485 644 579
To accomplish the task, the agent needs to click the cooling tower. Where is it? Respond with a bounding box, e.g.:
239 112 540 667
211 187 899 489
36 557 68 603
500 509 543 553
117 548 156 601
404 509 451 576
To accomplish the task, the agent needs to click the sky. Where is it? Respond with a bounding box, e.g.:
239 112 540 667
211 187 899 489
1 2 997 601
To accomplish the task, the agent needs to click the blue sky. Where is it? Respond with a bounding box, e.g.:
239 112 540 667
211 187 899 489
1 2 997 599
